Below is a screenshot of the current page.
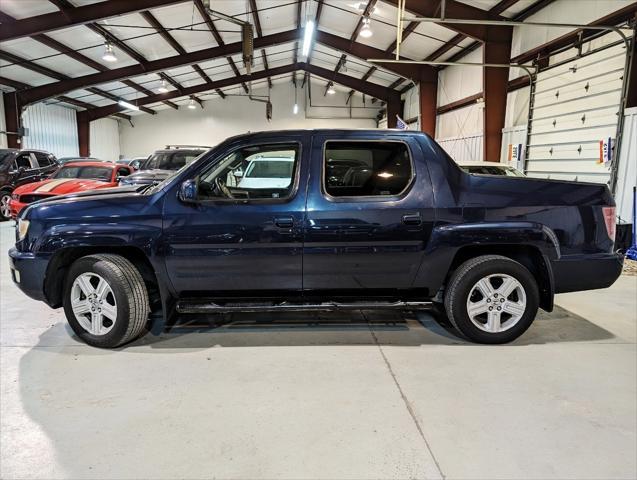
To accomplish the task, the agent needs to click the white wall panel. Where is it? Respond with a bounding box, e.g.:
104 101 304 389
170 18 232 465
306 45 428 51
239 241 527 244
436 103 483 142
119 83 380 157
402 84 420 125
504 86 531 128
0 94 7 149
509 0 633 60
22 102 78 157
437 46 483 105
90 118 120 162
501 125 528 168
437 134 483 163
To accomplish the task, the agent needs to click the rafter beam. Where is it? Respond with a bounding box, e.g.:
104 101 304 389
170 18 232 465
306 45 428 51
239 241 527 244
0 0 186 42
262 50 273 89
248 0 263 37
17 29 299 105
83 62 392 121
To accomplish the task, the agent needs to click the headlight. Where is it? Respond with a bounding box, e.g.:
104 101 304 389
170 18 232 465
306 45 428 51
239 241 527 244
17 219 30 240
11 193 19 200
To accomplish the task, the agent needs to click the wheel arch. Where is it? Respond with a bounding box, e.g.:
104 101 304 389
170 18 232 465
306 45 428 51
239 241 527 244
44 246 161 311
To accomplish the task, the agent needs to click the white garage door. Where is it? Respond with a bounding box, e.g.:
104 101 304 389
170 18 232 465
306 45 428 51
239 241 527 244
525 40 626 184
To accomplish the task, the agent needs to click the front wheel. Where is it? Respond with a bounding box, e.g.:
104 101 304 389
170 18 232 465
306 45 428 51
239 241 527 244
63 254 150 348
444 255 539 344
0 191 12 221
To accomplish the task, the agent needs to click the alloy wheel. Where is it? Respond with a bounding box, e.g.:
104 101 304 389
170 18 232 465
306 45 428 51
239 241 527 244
0 194 11 218
466 273 527 333
71 273 118 335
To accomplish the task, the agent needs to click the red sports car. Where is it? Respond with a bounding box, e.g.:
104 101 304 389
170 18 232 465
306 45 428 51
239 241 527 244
9 161 132 219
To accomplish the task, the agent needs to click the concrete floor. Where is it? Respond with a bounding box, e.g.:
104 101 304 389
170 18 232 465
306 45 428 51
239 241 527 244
0 221 635 480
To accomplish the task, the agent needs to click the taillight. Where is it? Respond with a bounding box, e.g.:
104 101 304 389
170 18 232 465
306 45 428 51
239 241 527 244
602 206 616 241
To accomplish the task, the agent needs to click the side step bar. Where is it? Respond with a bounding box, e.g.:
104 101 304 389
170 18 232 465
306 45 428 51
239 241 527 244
176 300 433 314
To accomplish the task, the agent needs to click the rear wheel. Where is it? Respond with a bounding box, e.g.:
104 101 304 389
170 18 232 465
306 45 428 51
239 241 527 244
0 191 12 220
444 255 539 344
63 254 150 348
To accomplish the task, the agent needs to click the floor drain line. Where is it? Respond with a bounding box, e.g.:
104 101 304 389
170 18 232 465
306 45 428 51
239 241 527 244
363 312 446 480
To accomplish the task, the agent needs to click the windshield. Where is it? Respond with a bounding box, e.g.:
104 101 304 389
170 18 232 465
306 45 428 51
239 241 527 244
142 150 202 171
463 165 525 177
245 160 294 178
53 166 112 181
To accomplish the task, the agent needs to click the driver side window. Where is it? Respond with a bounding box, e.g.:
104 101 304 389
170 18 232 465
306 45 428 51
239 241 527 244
198 143 299 201
14 154 33 170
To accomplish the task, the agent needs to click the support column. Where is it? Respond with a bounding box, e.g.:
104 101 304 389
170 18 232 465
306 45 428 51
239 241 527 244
386 93 401 128
3 92 22 148
419 69 438 137
77 110 90 157
483 27 513 162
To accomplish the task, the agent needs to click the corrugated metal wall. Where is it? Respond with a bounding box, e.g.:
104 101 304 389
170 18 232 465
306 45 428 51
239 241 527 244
90 118 120 161
615 107 637 224
22 102 79 158
436 134 483 163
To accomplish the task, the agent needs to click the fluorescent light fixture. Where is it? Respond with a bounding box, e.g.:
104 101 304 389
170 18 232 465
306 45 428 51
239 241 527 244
293 103 299 114
118 100 139 111
158 79 168 93
302 20 315 57
102 41 117 62
188 98 197 109
359 17 373 38
327 85 336 95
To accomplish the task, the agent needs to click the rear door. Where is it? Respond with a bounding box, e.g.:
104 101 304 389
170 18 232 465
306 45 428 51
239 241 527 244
303 133 435 292
33 152 57 178
13 153 41 187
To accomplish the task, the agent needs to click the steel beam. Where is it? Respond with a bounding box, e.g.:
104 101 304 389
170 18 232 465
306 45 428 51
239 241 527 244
419 77 437 137
2 92 21 148
0 0 187 42
386 94 401 128
483 27 512 162
77 111 90 157
17 29 299 105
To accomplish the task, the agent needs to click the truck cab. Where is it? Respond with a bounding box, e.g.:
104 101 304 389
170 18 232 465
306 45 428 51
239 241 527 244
8 129 623 348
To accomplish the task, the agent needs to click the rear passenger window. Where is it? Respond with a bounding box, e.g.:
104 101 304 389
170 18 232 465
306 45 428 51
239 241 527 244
324 141 412 197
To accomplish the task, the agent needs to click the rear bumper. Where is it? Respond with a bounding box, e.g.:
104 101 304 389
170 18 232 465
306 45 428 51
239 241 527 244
8 247 51 303
552 252 624 293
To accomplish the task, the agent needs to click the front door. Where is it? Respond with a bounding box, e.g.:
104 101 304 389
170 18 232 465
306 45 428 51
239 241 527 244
162 135 309 296
303 134 435 293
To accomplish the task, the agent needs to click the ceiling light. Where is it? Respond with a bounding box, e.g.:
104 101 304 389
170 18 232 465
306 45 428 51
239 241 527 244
327 85 336 95
302 20 315 57
118 100 139 111
158 79 168 93
102 41 117 62
188 98 197 109
293 103 299 114
355 2 378 14
359 17 373 38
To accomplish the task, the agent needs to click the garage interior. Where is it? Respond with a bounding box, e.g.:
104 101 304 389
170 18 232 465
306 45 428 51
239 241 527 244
1 0 636 479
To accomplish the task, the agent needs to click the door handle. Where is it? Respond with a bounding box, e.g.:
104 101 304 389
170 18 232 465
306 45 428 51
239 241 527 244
274 216 294 228
402 214 422 226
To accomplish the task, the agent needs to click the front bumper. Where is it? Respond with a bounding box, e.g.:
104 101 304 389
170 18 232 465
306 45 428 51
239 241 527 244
8 247 51 302
8 199 26 219
552 252 624 294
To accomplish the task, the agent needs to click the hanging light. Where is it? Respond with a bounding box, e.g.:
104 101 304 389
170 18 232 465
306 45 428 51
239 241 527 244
102 41 117 62
118 100 139 111
157 79 168 93
188 98 197 109
293 103 299 114
327 84 336 95
359 16 373 38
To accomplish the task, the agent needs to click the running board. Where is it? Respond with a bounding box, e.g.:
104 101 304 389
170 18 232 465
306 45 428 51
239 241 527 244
176 300 433 314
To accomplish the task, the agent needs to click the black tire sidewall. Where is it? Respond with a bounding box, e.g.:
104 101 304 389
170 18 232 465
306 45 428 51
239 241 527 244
63 256 133 348
448 258 539 344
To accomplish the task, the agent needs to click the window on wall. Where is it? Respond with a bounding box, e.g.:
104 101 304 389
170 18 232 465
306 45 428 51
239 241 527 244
324 141 412 197
198 143 299 201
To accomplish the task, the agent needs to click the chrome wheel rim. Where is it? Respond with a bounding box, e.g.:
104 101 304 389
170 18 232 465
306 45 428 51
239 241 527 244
71 273 117 336
0 194 10 218
466 273 526 333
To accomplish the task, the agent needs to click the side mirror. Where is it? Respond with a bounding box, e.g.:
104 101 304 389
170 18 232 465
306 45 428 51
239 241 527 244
234 170 244 178
178 178 198 203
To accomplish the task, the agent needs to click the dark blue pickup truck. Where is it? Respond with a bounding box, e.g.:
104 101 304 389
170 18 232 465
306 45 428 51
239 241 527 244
9 129 623 347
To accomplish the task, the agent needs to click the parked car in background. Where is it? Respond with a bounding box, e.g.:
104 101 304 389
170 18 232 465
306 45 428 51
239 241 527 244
0 148 59 220
58 157 109 165
8 161 132 219
117 157 146 171
458 161 526 177
8 130 623 348
119 145 208 186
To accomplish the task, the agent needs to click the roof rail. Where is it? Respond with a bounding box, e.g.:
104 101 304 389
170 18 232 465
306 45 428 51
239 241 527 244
164 144 211 150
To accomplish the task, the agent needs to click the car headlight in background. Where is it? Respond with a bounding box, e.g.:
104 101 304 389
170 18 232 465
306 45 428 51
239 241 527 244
17 219 30 240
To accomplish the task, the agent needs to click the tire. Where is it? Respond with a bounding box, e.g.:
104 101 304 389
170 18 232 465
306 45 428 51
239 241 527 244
444 255 539 344
0 190 12 221
63 254 150 348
